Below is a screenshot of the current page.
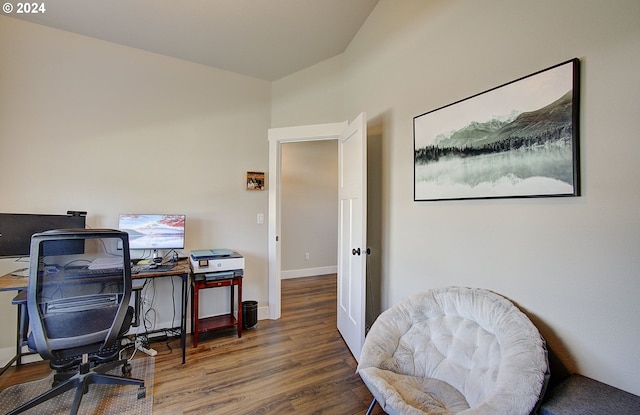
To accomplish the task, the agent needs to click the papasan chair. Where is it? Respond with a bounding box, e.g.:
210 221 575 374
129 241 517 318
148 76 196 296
357 286 549 415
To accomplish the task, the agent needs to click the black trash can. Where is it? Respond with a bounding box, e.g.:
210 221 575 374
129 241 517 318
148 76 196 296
242 300 258 330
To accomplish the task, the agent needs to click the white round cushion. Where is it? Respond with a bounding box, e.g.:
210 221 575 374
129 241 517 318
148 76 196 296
357 287 548 415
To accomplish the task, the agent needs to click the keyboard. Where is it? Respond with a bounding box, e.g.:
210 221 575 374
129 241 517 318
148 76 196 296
63 267 124 279
130 264 175 273
144 264 176 272
46 294 118 312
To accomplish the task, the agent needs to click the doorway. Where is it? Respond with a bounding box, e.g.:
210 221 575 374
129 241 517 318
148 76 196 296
267 120 346 320
268 114 369 361
280 140 338 281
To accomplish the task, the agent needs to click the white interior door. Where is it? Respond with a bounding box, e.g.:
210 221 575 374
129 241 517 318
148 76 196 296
337 113 367 362
267 113 367 361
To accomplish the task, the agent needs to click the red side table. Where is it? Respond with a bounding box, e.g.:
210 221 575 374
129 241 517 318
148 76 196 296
190 274 242 347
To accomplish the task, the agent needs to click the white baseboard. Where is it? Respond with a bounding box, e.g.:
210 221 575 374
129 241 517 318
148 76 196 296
0 346 42 367
0 306 276 367
281 266 337 280
257 305 269 321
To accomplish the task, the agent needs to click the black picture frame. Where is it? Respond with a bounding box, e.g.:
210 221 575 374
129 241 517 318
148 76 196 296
414 58 580 202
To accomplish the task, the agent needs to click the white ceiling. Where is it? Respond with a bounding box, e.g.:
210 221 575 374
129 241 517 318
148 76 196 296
8 0 379 81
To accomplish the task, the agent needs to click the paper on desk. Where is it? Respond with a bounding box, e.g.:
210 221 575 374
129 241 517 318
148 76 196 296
10 268 29 277
88 257 122 269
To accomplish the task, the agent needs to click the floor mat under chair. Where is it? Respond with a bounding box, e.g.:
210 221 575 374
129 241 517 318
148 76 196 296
0 357 154 415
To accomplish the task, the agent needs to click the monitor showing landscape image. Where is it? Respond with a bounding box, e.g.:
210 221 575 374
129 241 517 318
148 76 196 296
118 214 185 250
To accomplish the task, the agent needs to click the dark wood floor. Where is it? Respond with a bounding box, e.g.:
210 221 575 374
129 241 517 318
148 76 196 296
1 274 385 414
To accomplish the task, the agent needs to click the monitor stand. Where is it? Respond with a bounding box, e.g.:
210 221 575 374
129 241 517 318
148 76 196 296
152 250 162 264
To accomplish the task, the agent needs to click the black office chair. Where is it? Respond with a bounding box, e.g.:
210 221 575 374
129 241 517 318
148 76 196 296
7 229 145 415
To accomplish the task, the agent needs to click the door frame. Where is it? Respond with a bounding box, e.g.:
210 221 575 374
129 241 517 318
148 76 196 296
267 121 347 319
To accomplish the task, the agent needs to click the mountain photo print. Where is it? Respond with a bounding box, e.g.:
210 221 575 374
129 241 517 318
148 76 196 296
414 58 580 201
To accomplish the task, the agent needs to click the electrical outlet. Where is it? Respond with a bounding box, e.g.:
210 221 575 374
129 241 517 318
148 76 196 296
305 253 310 260
257 213 264 224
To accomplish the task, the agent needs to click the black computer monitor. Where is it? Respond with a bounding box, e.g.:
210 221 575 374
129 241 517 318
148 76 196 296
0 213 87 257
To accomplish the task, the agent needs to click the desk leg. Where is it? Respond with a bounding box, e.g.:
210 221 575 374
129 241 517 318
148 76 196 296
1 291 28 377
16 299 28 366
0 352 19 377
132 287 142 327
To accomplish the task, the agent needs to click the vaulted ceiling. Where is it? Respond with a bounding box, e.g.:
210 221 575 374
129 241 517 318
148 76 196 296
8 0 379 81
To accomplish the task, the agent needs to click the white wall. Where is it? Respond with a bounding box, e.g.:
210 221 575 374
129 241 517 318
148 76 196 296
0 16 271 351
270 54 345 128
272 0 640 396
280 140 338 278
2 0 639 397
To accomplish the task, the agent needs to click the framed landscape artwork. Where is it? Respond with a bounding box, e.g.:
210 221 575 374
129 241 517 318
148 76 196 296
414 58 580 201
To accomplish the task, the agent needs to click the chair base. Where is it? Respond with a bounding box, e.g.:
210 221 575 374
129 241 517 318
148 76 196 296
6 358 145 415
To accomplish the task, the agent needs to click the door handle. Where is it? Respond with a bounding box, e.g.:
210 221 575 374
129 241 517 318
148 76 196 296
352 248 361 256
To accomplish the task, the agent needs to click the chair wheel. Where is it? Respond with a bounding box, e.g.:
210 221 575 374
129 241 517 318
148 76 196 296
122 363 132 375
137 386 146 399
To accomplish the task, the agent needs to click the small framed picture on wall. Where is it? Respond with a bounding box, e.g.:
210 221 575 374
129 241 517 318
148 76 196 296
246 171 265 190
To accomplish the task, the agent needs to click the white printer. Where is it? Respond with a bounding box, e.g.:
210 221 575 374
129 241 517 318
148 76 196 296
190 249 244 274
